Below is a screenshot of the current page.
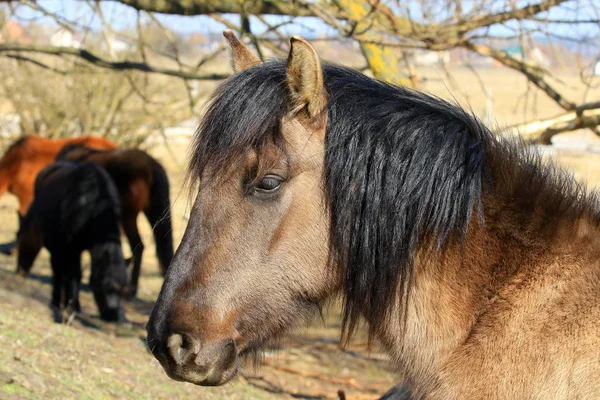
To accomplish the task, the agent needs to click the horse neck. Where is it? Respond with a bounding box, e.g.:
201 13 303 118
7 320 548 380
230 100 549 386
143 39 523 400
379 191 600 391
377 224 491 388
89 241 121 276
88 214 121 245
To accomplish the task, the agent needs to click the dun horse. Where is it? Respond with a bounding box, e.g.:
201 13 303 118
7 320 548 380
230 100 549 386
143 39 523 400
0 135 116 218
17 162 128 321
56 144 173 297
147 32 600 398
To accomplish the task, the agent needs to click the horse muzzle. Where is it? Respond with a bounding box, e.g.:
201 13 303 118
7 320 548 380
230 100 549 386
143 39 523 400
147 330 239 386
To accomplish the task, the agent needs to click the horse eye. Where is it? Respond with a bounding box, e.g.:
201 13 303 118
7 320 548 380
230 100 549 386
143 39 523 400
254 175 283 194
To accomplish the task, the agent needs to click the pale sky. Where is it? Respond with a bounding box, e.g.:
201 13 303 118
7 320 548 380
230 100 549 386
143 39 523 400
9 0 600 49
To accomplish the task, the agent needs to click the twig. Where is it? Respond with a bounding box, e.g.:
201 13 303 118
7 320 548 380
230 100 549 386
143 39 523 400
0 43 229 80
461 41 576 111
5 54 67 74
504 103 600 144
270 363 362 389
21 0 76 33
108 0 315 16
65 310 77 326
146 11 196 111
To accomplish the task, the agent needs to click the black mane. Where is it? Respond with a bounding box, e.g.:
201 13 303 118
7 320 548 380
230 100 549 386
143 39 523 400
189 60 600 339
323 66 492 338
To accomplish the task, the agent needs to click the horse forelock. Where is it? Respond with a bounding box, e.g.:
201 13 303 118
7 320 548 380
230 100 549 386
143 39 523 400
188 60 289 190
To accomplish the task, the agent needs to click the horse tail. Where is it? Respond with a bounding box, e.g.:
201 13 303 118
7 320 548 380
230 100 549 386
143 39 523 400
144 161 173 276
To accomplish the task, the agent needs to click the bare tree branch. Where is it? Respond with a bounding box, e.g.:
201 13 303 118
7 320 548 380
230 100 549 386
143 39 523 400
443 0 571 35
0 43 229 80
144 10 197 110
461 41 577 111
4 54 67 74
504 102 600 144
20 0 76 33
528 16 600 24
108 0 315 16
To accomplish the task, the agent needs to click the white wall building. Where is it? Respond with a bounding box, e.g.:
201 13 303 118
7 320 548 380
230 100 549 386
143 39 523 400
50 29 81 48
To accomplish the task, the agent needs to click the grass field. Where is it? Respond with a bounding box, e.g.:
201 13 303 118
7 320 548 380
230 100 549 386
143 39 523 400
0 65 599 399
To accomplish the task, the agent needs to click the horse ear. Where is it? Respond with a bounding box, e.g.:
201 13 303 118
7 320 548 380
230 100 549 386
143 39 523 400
286 36 327 119
223 30 261 73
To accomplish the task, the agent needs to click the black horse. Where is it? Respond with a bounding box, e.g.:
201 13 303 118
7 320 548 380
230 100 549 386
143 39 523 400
56 144 174 298
17 161 128 322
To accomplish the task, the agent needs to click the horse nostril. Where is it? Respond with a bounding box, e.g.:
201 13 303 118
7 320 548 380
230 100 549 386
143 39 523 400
167 334 183 364
167 333 201 365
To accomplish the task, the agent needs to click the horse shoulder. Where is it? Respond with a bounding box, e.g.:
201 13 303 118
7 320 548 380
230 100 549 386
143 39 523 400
433 248 600 399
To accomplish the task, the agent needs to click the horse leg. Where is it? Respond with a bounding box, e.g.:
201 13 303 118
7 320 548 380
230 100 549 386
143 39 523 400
49 252 64 310
17 212 24 231
65 254 82 313
50 273 62 310
123 213 144 298
16 190 33 247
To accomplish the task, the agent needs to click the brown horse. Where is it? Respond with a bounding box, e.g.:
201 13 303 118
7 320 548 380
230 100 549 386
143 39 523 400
56 144 173 297
147 32 600 398
0 135 117 218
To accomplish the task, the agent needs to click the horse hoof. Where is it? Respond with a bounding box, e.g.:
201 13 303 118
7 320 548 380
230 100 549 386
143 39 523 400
15 268 28 278
49 305 62 323
124 288 137 300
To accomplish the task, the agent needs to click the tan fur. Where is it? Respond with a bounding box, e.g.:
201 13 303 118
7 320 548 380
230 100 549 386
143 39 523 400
366 209 599 398
223 30 261 73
